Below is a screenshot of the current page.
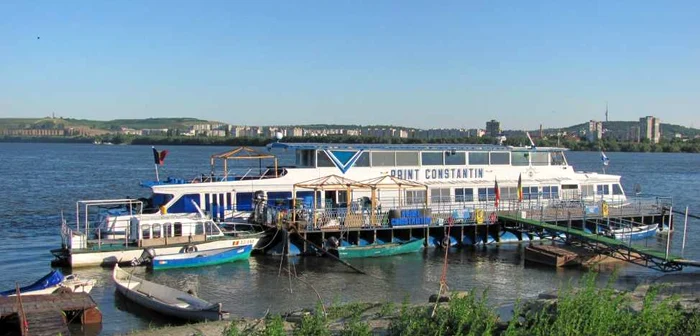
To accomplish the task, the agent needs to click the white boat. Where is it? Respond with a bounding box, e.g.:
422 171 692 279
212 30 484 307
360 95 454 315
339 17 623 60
0 270 96 297
112 264 228 321
608 223 658 240
130 143 628 219
53 199 260 267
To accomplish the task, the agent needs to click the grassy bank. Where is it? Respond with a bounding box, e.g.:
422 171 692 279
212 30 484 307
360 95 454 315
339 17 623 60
127 273 700 336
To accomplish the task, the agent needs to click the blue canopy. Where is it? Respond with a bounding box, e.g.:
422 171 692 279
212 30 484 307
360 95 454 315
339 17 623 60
0 270 64 296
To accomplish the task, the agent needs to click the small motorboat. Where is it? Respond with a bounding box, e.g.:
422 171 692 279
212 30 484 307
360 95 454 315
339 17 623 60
0 270 95 297
607 223 658 240
113 264 228 321
149 245 253 270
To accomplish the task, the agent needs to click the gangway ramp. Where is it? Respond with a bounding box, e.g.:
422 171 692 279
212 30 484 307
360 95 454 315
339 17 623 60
499 214 686 272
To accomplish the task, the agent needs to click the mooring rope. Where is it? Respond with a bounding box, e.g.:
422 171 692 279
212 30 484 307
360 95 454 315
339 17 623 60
432 216 454 317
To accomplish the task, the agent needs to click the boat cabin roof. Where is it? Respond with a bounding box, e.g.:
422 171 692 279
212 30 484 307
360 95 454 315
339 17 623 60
267 142 568 152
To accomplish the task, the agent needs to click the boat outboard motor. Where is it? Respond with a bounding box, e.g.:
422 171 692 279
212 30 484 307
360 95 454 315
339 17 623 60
131 247 157 266
326 236 340 249
248 190 268 224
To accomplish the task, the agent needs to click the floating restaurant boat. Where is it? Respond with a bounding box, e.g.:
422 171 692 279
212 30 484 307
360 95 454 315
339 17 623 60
328 238 425 259
147 245 253 270
130 143 628 223
607 223 659 240
52 199 259 268
0 270 95 296
113 264 228 321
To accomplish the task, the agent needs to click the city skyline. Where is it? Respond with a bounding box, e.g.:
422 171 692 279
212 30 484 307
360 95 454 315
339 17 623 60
1 1 698 129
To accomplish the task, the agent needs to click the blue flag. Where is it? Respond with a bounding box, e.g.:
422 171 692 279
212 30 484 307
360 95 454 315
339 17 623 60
601 151 610 166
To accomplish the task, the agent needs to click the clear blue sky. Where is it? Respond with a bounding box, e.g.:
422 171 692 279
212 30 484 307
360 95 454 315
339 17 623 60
1 1 698 130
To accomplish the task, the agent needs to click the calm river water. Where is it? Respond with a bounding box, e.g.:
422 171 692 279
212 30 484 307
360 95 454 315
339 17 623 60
0 143 698 335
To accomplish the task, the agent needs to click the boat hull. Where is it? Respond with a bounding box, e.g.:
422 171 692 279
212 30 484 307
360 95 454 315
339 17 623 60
336 239 424 259
611 224 658 240
66 237 259 268
152 245 253 270
113 265 226 322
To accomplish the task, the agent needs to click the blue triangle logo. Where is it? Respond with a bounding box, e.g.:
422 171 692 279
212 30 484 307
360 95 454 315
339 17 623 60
324 150 364 174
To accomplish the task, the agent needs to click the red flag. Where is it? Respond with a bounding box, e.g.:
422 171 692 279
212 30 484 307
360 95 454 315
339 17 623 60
517 173 523 202
494 178 500 208
152 147 169 165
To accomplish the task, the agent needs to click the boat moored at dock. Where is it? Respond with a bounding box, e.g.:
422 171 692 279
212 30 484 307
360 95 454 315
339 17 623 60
52 199 259 268
132 143 630 224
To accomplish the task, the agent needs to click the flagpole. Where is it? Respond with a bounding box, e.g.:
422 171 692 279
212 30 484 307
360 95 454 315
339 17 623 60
152 146 160 182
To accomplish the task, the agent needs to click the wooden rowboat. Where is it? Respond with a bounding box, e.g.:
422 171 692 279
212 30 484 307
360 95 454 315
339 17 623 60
112 264 228 321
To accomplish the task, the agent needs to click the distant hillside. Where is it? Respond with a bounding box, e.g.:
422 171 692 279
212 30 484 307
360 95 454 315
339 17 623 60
0 117 214 131
532 121 700 139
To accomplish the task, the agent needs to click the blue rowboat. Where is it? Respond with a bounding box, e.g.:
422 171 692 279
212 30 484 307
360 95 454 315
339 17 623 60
152 245 252 270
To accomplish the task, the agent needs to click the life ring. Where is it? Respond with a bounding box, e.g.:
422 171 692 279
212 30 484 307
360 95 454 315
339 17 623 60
489 212 497 224
181 244 198 253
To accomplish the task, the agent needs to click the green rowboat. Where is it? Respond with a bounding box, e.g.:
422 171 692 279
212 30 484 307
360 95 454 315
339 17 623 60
336 239 424 259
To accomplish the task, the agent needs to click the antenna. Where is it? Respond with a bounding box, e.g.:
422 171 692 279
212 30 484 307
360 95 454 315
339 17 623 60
605 102 609 122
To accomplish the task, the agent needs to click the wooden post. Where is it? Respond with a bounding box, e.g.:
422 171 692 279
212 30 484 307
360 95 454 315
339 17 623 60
292 186 297 222
370 188 377 226
682 206 689 257
16 283 28 336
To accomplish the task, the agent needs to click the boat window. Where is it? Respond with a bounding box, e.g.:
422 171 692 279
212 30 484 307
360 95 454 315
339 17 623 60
354 152 370 167
163 223 172 237
581 185 594 197
444 151 465 165
371 152 395 166
174 222 182 236
296 150 316 167
421 152 443 165
596 184 610 195
551 151 567 165
531 152 549 166
152 224 162 238
141 224 151 239
502 187 518 200
542 186 552 199
511 152 529 166
405 190 426 205
612 184 624 195
396 152 419 166
523 186 538 200
478 187 496 202
468 152 489 165
562 184 578 190
430 188 451 203
455 188 474 202
195 222 204 235
205 221 221 235
489 152 510 165
316 151 335 167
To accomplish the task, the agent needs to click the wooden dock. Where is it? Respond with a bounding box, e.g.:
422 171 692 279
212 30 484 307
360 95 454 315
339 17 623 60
0 292 101 336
